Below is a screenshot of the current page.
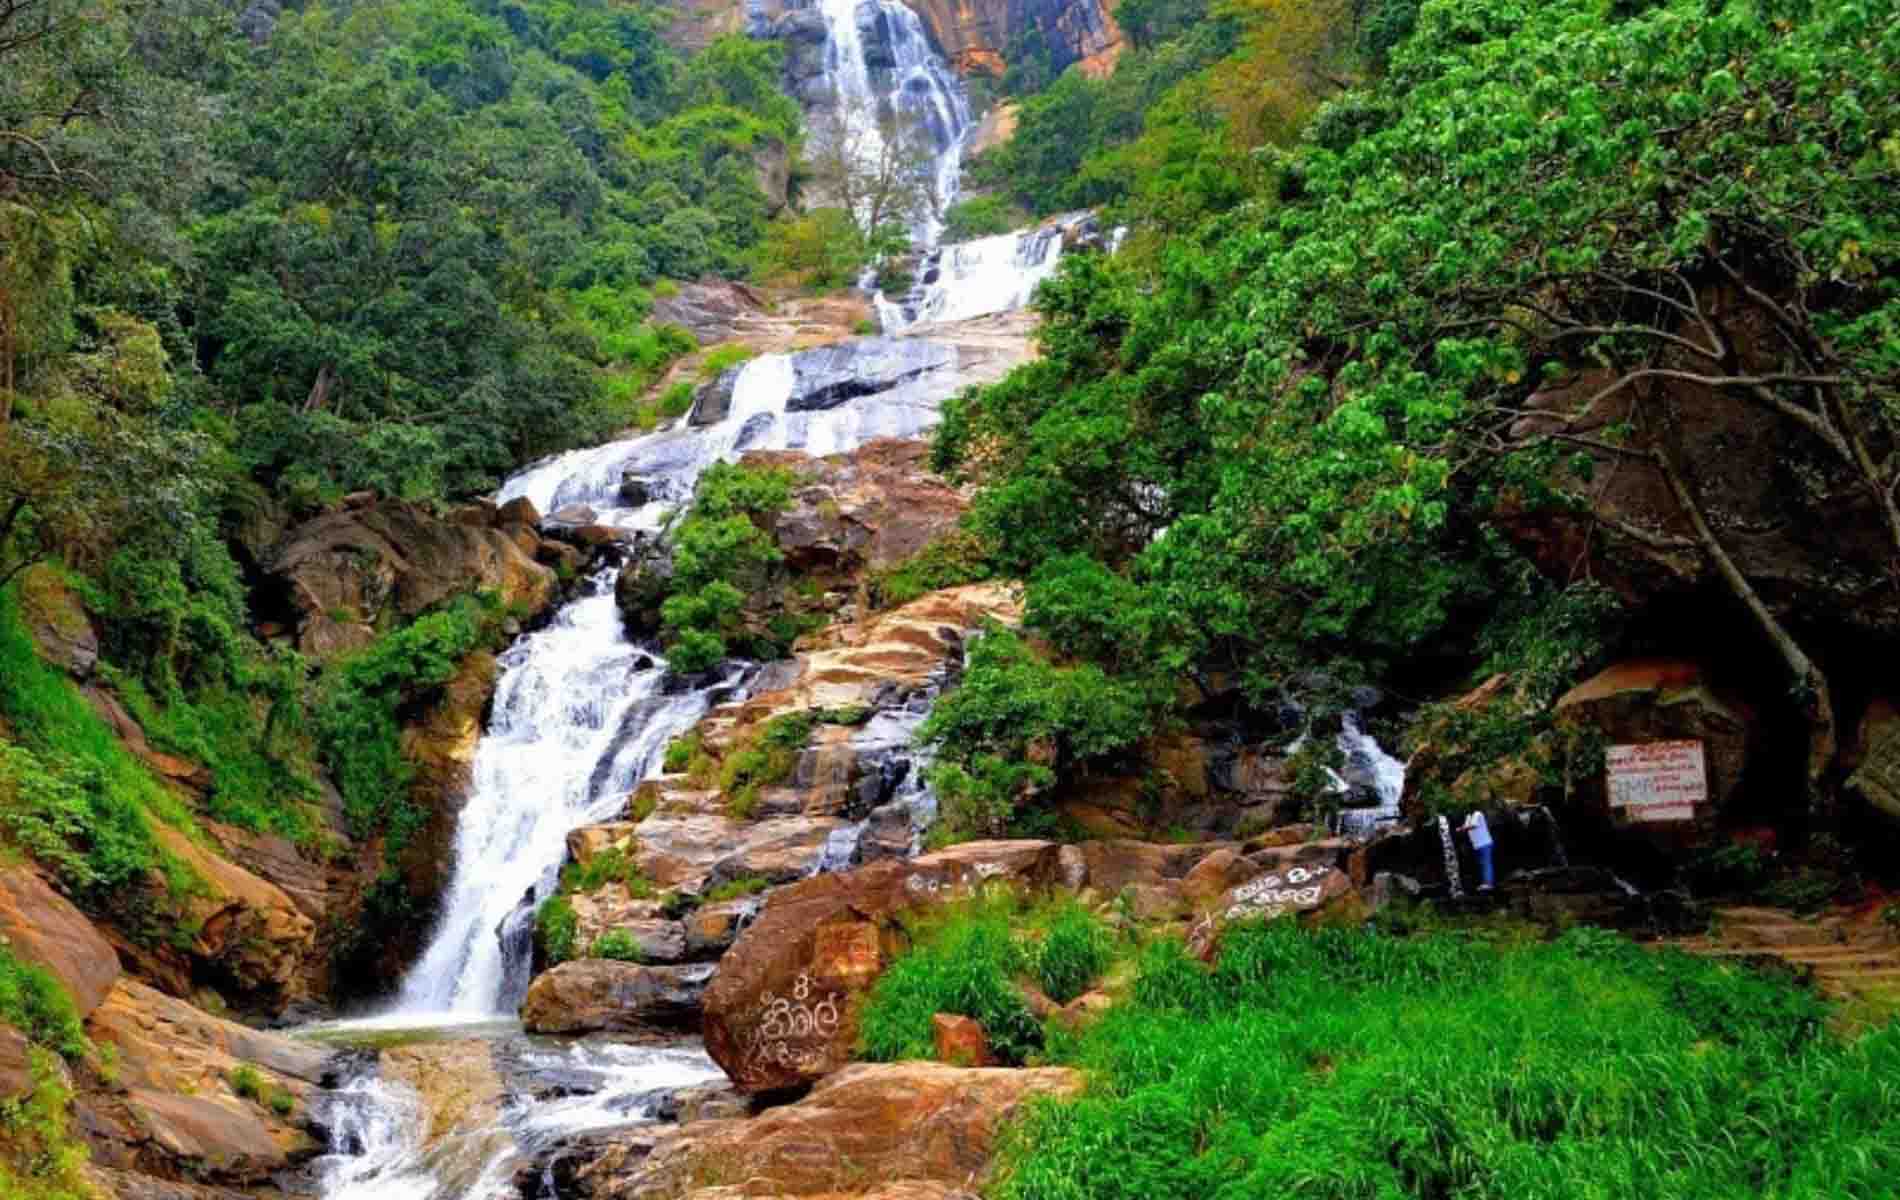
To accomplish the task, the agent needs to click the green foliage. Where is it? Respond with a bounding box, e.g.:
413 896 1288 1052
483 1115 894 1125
660 463 796 671
315 594 502 849
719 711 816 819
0 587 201 900
858 890 1046 1064
1032 899 1114 1004
663 729 701 774
754 208 872 291
560 847 654 898
942 195 1031 242
588 929 644 962
228 1064 263 1101
865 530 994 610
991 921 1889 1200
920 629 1157 837
0 946 87 1062
703 875 770 903
535 894 579 966
698 344 755 379
267 1088 295 1118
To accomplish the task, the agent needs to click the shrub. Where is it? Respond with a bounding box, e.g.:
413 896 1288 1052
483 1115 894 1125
267 1088 295 1117
698 344 754 379
560 847 654 898
589 929 643 961
866 530 994 610
719 711 816 819
704 875 771 903
663 729 701 774
535 895 579 965
229 1064 263 1100
942 195 1030 241
315 594 504 850
0 947 87 1060
659 463 797 671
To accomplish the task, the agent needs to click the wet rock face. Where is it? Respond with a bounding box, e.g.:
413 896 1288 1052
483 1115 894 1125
519 961 718 1034
268 498 556 661
580 1061 1083 1200
650 280 772 346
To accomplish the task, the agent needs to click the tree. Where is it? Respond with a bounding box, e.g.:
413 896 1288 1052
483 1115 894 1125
804 99 939 245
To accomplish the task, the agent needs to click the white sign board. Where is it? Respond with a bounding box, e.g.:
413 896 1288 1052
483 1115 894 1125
1606 740 1705 823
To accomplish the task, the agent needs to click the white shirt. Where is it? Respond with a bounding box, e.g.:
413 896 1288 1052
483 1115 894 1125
1462 811 1493 850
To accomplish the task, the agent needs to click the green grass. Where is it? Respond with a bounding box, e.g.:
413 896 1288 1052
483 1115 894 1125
229 1063 263 1100
866 531 993 610
0 586 199 902
989 920 1900 1200
111 673 317 843
535 894 579 965
0 946 87 1061
704 875 771 903
698 343 754 379
560 846 654 897
719 711 817 820
858 890 1119 1065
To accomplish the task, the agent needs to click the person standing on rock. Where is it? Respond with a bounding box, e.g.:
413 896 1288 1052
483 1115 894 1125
1461 810 1495 892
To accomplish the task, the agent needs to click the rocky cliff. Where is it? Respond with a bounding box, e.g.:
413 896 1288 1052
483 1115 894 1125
763 0 1124 95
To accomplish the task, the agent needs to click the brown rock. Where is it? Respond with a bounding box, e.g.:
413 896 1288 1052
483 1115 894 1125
14 563 98 677
1555 659 1753 830
85 979 330 1094
519 961 716 1033
684 897 759 959
150 825 316 1007
584 1062 1083 1200
1847 698 1900 822
269 499 554 660
0 868 121 1017
120 1088 288 1179
930 1014 994 1067
0 1023 33 1098
701 842 1058 1092
496 495 541 527
381 1040 504 1145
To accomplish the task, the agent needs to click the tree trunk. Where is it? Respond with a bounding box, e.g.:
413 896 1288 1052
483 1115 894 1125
1654 434 1837 820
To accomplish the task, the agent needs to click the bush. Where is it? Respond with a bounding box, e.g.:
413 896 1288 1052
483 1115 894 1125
698 344 754 379
942 195 1030 242
0 587 191 899
315 594 504 850
1032 900 1112 1004
589 929 643 961
866 530 994 610
535 894 579 965
719 711 815 819
560 847 654 898
659 463 797 671
229 1064 263 1100
704 875 771 903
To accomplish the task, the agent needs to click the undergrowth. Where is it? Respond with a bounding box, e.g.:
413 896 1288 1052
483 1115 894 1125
990 920 1896 1200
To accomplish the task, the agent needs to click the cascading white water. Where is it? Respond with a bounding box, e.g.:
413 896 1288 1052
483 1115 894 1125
817 0 971 238
907 225 1068 326
1334 714 1407 840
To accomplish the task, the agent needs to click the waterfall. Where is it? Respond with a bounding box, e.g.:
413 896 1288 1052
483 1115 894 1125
1333 714 1406 841
392 348 950 1018
815 0 971 239
906 225 1068 326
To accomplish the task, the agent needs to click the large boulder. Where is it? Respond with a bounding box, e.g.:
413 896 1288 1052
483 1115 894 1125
519 961 717 1033
577 1062 1083 1200
699 842 1064 1093
895 0 1123 79
149 825 316 1008
1555 659 1754 832
79 979 328 1185
0 867 121 1017
747 439 968 580
268 499 555 660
